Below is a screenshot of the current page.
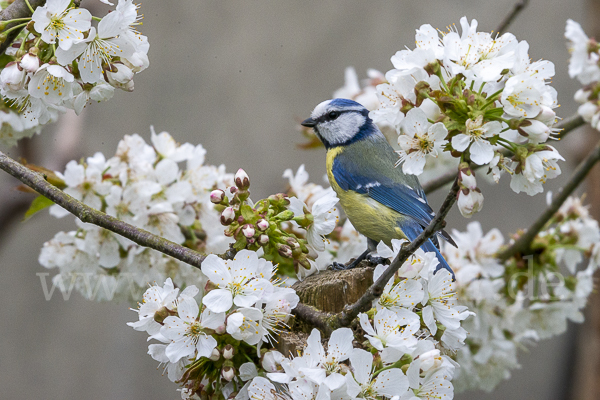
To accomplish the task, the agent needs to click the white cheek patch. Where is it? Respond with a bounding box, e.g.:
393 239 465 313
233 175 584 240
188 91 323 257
319 113 367 145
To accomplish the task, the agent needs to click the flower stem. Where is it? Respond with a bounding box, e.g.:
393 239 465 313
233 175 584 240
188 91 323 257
482 89 504 109
1 22 29 36
2 17 32 25
24 0 35 14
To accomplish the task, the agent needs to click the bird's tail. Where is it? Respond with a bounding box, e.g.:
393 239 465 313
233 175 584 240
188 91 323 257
401 221 456 280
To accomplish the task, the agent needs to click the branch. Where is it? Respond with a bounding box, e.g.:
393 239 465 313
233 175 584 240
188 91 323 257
0 0 45 55
0 150 207 268
292 303 335 336
496 139 600 261
423 114 586 194
495 0 530 35
333 178 461 327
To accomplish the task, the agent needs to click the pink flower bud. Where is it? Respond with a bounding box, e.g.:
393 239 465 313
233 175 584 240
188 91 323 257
278 244 293 258
210 189 225 204
286 237 300 249
234 168 250 190
220 207 235 225
221 366 235 382
258 234 269 245
215 325 226 335
242 224 255 238
256 219 269 231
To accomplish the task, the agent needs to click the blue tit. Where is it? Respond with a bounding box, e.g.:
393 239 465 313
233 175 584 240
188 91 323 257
301 98 456 277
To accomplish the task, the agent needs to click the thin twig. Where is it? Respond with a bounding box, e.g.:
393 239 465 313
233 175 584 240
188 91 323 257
334 178 460 327
0 0 45 55
496 140 600 261
0 150 207 268
423 114 586 194
495 0 530 35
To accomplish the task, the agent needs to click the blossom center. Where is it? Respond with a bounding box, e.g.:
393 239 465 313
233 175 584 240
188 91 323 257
49 16 66 32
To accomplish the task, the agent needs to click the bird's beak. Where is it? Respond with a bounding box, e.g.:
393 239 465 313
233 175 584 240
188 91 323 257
301 117 317 128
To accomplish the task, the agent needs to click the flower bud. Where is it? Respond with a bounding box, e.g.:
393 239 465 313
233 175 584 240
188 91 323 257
210 189 225 204
256 218 269 231
234 168 250 190
268 193 290 206
285 237 300 249
578 102 597 122
274 210 294 221
518 119 550 144
106 63 134 91
0 61 25 91
457 188 484 218
574 88 591 103
153 306 169 324
215 324 226 335
458 171 477 190
242 224 255 238
277 244 293 258
107 63 134 84
534 106 556 125
209 348 221 361
258 234 269 245
221 366 235 382
220 207 235 225
20 53 40 73
223 344 235 359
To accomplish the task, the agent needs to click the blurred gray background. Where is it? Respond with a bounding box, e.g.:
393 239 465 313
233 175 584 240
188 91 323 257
0 0 598 398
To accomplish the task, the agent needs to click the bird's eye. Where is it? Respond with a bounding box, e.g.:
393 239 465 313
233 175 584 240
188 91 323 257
328 111 340 120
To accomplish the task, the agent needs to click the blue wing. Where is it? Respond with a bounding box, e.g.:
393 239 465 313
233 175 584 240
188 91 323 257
331 138 457 248
401 219 456 279
331 148 436 234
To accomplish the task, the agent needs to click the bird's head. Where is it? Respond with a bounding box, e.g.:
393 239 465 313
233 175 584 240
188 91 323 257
301 99 377 148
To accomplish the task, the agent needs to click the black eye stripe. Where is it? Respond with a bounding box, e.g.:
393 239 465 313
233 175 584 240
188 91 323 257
315 109 351 123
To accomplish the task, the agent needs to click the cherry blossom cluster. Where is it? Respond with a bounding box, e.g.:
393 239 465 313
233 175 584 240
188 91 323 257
443 197 600 392
355 17 560 208
208 164 341 280
39 129 234 301
565 19 600 130
128 251 300 397
242 249 469 400
131 247 469 399
0 0 149 146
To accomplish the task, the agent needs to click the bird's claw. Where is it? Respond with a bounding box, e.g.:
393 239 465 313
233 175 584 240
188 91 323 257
366 255 389 266
329 261 352 271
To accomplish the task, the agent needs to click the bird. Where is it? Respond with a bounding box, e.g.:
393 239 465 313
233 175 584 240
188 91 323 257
300 98 456 278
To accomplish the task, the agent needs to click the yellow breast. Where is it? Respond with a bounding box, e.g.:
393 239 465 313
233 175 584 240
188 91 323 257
325 147 406 245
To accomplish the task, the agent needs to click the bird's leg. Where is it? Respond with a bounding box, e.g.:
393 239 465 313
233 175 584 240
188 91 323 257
329 249 370 270
365 237 389 266
329 239 388 270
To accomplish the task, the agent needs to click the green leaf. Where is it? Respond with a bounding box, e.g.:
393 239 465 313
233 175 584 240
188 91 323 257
240 204 255 222
23 195 55 221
